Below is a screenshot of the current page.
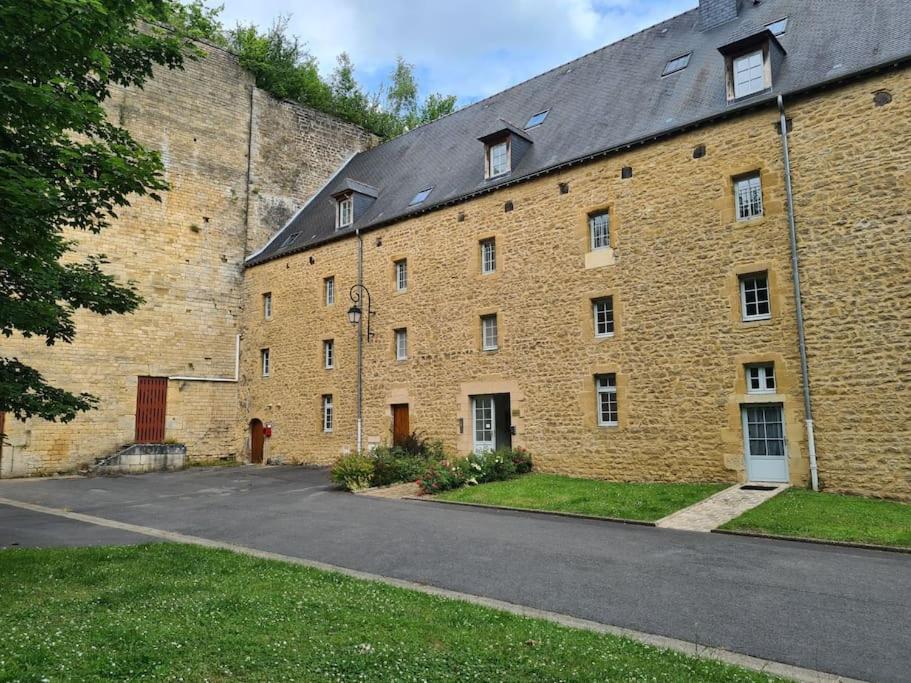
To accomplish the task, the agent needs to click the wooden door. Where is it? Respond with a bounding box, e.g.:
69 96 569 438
135 376 167 443
392 404 409 446
250 419 264 464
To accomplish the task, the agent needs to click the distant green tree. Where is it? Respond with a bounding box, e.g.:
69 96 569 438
0 0 195 424
387 56 419 124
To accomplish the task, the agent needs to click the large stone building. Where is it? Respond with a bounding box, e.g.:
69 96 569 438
4 0 910 500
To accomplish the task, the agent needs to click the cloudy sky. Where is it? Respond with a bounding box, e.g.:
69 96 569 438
213 0 697 105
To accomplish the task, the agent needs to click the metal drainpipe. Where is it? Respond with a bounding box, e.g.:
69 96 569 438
355 229 364 453
778 94 819 491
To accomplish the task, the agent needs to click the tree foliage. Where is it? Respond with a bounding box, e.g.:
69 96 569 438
0 0 195 423
171 2 458 139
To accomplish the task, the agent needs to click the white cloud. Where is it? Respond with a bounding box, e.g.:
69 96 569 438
215 0 696 102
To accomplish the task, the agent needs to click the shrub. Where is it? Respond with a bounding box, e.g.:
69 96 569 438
330 453 374 492
371 446 426 487
417 448 533 495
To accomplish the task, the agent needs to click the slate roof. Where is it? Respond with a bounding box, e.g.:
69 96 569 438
247 0 911 266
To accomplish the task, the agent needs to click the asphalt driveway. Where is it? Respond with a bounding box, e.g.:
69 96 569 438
1 466 909 682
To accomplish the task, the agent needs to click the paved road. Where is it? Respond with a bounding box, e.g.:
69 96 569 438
1 466 908 682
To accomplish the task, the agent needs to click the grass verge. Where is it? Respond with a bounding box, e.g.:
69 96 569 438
435 474 727 522
0 543 781 681
720 488 911 548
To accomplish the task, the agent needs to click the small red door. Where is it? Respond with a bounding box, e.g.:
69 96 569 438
392 404 409 447
250 419 264 464
135 376 167 443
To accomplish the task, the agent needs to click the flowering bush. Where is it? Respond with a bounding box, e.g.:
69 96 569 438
330 453 374 492
371 447 427 487
417 448 533 495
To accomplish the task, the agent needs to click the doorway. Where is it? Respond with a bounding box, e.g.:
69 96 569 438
250 418 264 464
391 404 410 447
471 393 512 454
135 376 167 443
742 404 789 483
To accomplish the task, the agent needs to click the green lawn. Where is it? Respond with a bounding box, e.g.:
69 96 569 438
435 474 727 522
721 488 911 548
0 544 778 682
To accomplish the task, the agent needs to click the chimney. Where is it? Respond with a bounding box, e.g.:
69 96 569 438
699 0 741 31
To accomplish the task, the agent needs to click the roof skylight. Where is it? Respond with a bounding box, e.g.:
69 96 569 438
409 187 433 206
280 232 300 248
766 17 788 36
524 110 549 129
662 52 692 77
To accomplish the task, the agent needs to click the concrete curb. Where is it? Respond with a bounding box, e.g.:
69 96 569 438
711 528 911 555
0 496 869 683
405 495 658 526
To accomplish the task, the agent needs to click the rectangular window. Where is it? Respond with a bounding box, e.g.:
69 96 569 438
324 339 334 369
261 348 270 377
324 276 335 306
746 364 776 394
395 328 408 360
593 297 615 337
481 314 498 351
766 17 788 36
589 211 611 251
488 141 509 177
263 292 272 320
322 394 333 432
394 259 408 291
337 196 353 228
740 272 771 321
595 374 618 426
480 238 496 274
734 173 763 220
733 50 765 98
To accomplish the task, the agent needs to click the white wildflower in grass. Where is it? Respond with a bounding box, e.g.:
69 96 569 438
355 643 373 654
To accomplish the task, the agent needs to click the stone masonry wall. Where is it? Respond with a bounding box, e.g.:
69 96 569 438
241 67 909 499
0 43 372 477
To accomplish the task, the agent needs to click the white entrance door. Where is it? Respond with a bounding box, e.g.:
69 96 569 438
472 396 495 454
742 404 789 483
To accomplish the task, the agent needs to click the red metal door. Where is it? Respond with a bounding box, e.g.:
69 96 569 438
135 376 167 443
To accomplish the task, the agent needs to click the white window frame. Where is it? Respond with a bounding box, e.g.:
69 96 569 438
593 297 615 338
336 196 353 229
589 211 611 251
322 394 333 432
395 328 408 361
324 339 334 369
739 272 771 321
487 140 509 178
481 314 498 351
734 173 764 221
324 276 335 306
596 374 618 427
733 49 766 98
261 348 270 378
480 238 496 274
746 364 776 394
263 292 272 320
394 259 408 291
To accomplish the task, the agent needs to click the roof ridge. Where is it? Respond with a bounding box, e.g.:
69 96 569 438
365 4 701 147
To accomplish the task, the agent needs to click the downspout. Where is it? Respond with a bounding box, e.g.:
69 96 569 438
355 229 364 453
777 95 819 491
168 334 240 383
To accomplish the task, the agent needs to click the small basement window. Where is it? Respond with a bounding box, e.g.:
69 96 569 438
409 187 433 206
524 110 549 129
766 17 788 36
662 52 692 76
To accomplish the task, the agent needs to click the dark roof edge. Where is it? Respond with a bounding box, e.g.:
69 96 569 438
246 54 911 269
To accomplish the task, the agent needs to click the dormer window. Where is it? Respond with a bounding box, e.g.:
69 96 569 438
733 50 764 98
488 140 510 178
718 30 786 102
336 194 353 229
